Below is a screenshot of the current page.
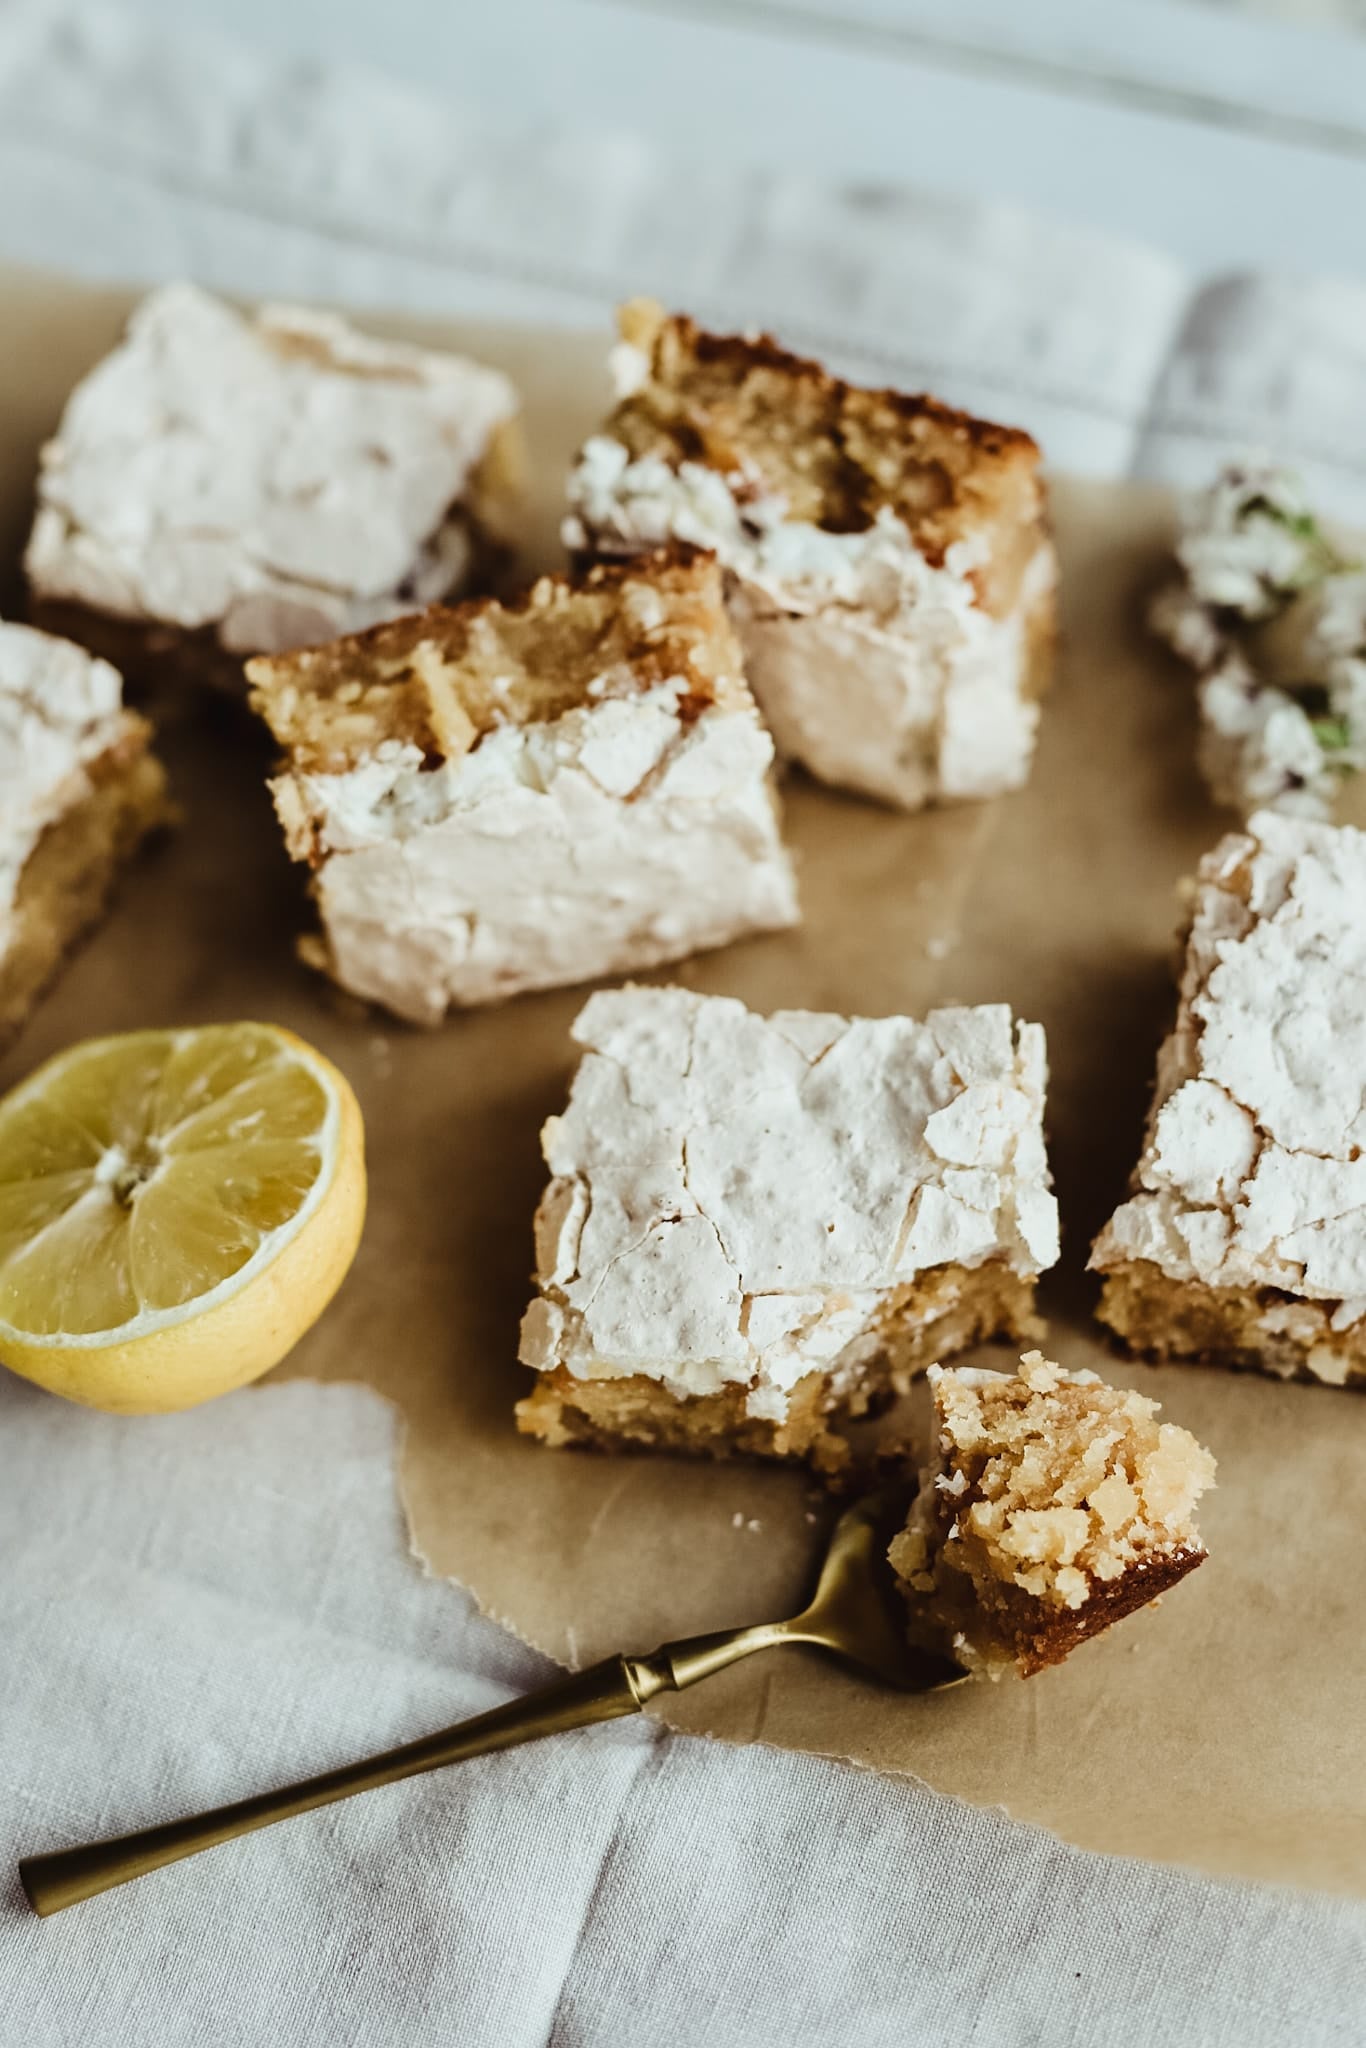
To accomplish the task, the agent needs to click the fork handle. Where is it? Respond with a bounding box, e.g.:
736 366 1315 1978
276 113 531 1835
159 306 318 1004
20 1620 797 1917
19 1656 649 1918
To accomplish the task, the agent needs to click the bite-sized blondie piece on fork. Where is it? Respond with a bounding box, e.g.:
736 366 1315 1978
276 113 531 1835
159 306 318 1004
889 1352 1215 1677
565 300 1056 811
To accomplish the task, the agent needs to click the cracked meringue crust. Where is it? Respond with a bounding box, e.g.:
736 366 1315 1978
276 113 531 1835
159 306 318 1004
25 283 520 682
888 1353 1215 1677
516 986 1060 1468
0 621 168 1047
564 301 1057 812
248 552 798 1021
1092 812 1366 1386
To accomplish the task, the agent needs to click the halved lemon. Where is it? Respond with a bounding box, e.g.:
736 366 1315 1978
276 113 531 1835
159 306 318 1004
0 1022 365 1414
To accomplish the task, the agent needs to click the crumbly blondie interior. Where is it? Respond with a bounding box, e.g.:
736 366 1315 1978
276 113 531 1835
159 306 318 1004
0 722 167 1047
889 1352 1215 1676
248 546 744 774
1097 1261 1366 1389
604 300 1046 614
516 1262 1043 1474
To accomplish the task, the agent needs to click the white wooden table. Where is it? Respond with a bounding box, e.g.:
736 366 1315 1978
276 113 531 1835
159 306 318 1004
114 0 1366 275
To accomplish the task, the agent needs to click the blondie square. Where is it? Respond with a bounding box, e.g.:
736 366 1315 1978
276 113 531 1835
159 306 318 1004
565 301 1056 811
516 986 1060 1469
248 551 798 1021
1092 812 1366 1385
0 621 166 1046
889 1353 1215 1676
26 284 519 689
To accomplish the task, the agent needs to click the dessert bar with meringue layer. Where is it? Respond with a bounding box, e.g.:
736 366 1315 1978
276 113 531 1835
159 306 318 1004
1092 811 1366 1388
517 985 1060 1470
248 551 799 1022
565 300 1056 812
26 283 519 689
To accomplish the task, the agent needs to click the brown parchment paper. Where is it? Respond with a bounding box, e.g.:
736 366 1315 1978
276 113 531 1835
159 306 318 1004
4 264 1366 1898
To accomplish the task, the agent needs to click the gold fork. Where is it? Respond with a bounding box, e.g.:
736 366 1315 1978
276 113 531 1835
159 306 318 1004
19 1488 964 1917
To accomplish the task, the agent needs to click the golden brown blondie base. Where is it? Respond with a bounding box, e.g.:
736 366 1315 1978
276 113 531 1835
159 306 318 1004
516 1263 1043 1474
939 1548 1207 1678
248 546 741 785
1098 1258 1366 1389
601 300 1049 619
